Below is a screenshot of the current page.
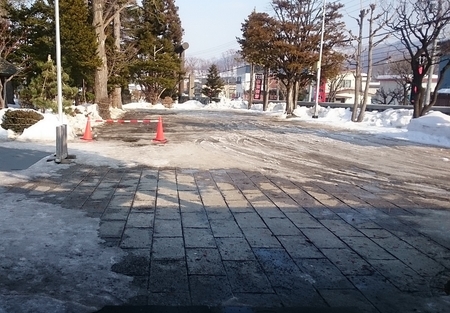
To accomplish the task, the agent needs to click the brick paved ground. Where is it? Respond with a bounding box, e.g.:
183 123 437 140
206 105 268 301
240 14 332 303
7 163 450 313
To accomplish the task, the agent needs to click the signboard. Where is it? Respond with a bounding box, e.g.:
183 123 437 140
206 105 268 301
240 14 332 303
254 74 263 100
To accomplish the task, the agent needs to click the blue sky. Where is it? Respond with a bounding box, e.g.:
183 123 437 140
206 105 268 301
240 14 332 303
176 0 375 60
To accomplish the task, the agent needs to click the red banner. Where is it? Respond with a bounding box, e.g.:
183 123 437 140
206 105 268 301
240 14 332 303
318 80 326 102
254 74 263 100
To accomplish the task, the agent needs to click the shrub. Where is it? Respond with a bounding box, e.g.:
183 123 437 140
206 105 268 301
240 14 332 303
1 109 44 134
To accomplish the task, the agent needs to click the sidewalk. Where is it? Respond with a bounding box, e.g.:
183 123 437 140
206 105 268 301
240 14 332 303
3 163 450 313
0 146 50 171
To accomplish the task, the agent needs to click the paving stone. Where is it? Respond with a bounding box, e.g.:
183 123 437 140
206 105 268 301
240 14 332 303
155 207 180 220
225 200 254 213
320 248 375 276
156 195 179 208
102 208 130 221
205 208 234 220
241 227 282 248
319 219 364 237
341 236 396 260
179 200 205 213
387 247 446 277
223 260 273 293
296 258 354 290
337 212 382 229
134 189 156 204
250 200 278 209
368 259 429 292
233 212 267 228
111 250 150 276
262 217 302 236
220 190 247 202
83 199 110 210
181 212 210 228
120 228 152 249
349 273 436 313
132 200 155 211
108 195 134 208
278 235 324 259
209 218 243 238
126 212 154 228
184 228 216 248
201 196 227 208
399 235 450 265
284 212 323 228
216 237 255 261
253 248 311 289
154 219 182 237
320 289 379 313
90 189 114 200
301 227 347 249
189 275 233 306
151 237 185 260
186 248 225 275
149 260 189 293
99 220 125 238
178 190 201 201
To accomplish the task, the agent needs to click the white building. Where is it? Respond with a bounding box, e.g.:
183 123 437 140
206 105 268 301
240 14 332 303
372 74 438 105
326 71 380 104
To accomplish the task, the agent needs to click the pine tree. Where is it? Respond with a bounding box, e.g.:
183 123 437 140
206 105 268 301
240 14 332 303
202 64 224 102
129 0 183 104
5 0 99 90
60 0 100 88
20 56 78 113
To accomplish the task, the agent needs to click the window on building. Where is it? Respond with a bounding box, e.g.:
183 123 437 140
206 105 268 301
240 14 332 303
341 80 352 88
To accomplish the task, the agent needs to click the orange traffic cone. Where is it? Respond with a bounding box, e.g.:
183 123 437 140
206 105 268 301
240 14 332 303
153 116 167 143
82 116 93 141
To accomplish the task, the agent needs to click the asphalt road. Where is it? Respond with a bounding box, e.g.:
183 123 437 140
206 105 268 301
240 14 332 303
0 146 50 171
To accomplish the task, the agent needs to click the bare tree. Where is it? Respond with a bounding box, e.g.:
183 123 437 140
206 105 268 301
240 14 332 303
351 9 366 121
327 70 348 102
389 58 412 105
373 87 397 105
357 4 390 122
386 0 450 117
351 4 390 122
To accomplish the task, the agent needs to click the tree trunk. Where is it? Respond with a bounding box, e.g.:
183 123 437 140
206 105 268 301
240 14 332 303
248 63 254 109
352 9 366 122
93 0 109 107
0 79 5 109
285 81 295 115
111 8 122 109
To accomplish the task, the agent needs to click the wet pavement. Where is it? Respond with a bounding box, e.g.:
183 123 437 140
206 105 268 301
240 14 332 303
5 163 450 313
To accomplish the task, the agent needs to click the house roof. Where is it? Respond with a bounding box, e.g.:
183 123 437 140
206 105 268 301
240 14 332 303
0 58 17 77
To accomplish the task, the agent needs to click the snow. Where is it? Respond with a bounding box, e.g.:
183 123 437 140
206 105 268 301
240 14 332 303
1 98 450 312
2 98 450 149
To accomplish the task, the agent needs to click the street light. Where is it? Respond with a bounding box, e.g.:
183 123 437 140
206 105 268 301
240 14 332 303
54 0 69 162
312 0 326 118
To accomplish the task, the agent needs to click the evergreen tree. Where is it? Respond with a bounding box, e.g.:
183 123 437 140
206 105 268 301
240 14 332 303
59 0 100 88
5 0 99 89
20 56 78 113
129 0 183 104
202 64 224 102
